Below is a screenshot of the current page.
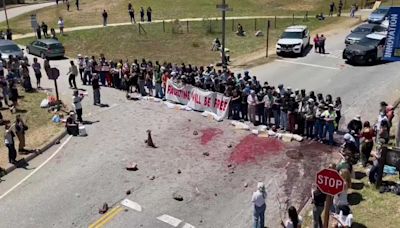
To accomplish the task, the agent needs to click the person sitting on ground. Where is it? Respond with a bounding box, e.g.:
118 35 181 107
211 38 221 51
281 206 302 228
236 23 245 36
316 12 325 20
65 111 79 136
332 204 353 228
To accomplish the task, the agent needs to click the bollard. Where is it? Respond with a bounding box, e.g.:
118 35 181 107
274 16 277 29
163 20 165 32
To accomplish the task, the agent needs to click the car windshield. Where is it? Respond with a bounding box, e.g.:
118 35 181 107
353 27 372 33
0 44 21 53
49 43 64 49
281 31 302 39
374 9 388 14
358 37 381 47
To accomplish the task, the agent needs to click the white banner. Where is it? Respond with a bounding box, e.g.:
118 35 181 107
165 79 231 119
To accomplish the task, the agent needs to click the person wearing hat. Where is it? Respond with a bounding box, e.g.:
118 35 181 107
77 54 85 84
322 104 337 145
65 111 79 136
251 182 267 228
287 93 298 133
280 93 290 131
314 104 326 141
278 84 286 97
347 115 362 150
304 98 316 138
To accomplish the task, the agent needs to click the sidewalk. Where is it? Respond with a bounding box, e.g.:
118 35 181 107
14 13 362 39
0 1 55 23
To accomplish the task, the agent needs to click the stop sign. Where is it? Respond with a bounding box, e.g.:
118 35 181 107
316 168 345 196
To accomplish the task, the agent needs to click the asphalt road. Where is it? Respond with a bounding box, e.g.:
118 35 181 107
0 22 400 228
0 2 55 23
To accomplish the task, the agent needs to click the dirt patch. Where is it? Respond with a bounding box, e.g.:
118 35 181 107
200 128 223 145
228 135 284 164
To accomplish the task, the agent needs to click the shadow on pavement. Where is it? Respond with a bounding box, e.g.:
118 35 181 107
354 171 367 180
351 182 364 190
352 222 367 228
348 192 363 205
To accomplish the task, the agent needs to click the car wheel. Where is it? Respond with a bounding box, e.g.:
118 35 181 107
40 52 46 59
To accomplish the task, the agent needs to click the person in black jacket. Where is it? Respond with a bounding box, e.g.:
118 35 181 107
347 115 362 150
312 186 326 228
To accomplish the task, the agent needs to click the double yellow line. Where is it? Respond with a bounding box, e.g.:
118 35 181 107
88 205 124 228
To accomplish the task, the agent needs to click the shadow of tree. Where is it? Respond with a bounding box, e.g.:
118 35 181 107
352 222 367 228
354 171 366 180
348 192 363 205
351 182 364 190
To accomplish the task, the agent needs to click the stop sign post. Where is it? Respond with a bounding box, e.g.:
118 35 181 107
316 168 345 228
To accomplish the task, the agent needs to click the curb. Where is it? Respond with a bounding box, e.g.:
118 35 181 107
2 129 67 176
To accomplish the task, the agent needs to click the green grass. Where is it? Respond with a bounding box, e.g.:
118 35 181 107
0 0 361 34
302 166 400 228
0 89 63 170
17 17 341 66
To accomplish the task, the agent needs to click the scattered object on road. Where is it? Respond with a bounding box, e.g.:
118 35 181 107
214 193 218 196
54 139 60 144
244 182 248 188
126 190 131 195
177 169 182 174
251 129 259 135
79 125 87 137
98 203 109 214
121 199 142 212
126 162 138 171
230 120 250 130
193 130 198 136
173 193 184 201
188 119 191 122
149 175 156 180
203 152 210 156
227 164 233 168
145 130 157 148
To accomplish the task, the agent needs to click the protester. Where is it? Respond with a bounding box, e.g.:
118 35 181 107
128 3 136 23
102 10 108 26
65 111 79 136
350 4 356 17
329 1 335 17
32 57 42 88
281 206 302 228
67 60 78 89
318 34 326 54
21 63 33 92
338 0 343 17
140 7 145 22
15 115 28 153
77 54 85 84
4 124 17 164
211 37 221 51
66 0 70 11
92 73 101 105
41 22 48 38
50 28 57 39
75 0 79 10
313 34 319 53
251 182 267 228
360 121 375 167
147 7 152 22
247 90 258 124
72 90 84 122
84 56 92 85
334 97 342 130
58 17 65 35
332 204 353 228
311 186 326 228
236 23 245 36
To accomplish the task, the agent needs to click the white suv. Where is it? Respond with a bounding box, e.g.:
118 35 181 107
276 25 310 56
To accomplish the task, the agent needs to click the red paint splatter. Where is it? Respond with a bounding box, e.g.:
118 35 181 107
228 135 284 164
200 128 223 145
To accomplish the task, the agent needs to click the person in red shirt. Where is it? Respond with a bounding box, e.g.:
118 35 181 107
313 34 320 53
360 121 375 167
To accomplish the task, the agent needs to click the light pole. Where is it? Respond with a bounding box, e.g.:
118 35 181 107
217 0 232 67
2 0 10 30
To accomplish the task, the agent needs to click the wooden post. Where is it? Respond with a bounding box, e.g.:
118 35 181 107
266 20 270 58
138 23 141 34
323 195 333 228
254 18 257 31
187 20 189 32
232 19 234 31
274 16 277 29
209 19 212 33
292 13 295 25
163 20 165 32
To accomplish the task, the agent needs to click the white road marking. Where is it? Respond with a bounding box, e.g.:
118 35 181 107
0 135 73 200
121 199 142 212
182 223 196 228
275 59 340 70
156 214 182 227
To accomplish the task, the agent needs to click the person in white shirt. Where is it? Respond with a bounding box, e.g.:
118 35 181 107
282 206 302 228
67 60 78 89
72 90 84 122
57 17 65 35
247 90 258 124
252 182 267 228
4 124 17 164
332 205 353 228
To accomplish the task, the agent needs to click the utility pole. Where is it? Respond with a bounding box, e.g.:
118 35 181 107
3 0 10 30
217 0 232 67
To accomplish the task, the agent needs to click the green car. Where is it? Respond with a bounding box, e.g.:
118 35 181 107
26 39 65 59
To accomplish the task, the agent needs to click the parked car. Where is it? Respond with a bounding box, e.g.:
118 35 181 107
26 39 65 59
345 23 386 45
368 6 390 24
0 40 24 60
342 33 386 65
276 25 310 56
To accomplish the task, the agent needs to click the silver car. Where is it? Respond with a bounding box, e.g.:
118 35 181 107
0 40 24 60
368 7 390 24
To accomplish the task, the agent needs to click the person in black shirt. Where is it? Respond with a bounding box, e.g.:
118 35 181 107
41 22 48 38
147 7 152 22
102 10 108 26
140 7 145 22
92 74 101 105
312 187 326 228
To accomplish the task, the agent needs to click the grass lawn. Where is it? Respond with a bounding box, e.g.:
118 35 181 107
0 89 64 171
17 17 342 66
302 165 400 228
0 0 360 34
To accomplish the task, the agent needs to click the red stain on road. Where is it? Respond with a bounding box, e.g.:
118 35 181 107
200 128 223 145
228 135 284 164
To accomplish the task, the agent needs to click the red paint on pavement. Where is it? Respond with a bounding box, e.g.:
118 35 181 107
228 135 284 164
200 128 223 145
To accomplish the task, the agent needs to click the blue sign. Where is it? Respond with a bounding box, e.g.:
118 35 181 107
384 7 400 61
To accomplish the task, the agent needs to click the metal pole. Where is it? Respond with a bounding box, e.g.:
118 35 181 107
232 19 234 31
3 0 10 30
292 13 294 25
266 20 270 58
186 20 189 32
274 16 277 29
54 79 60 102
163 20 165 32
221 0 226 67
